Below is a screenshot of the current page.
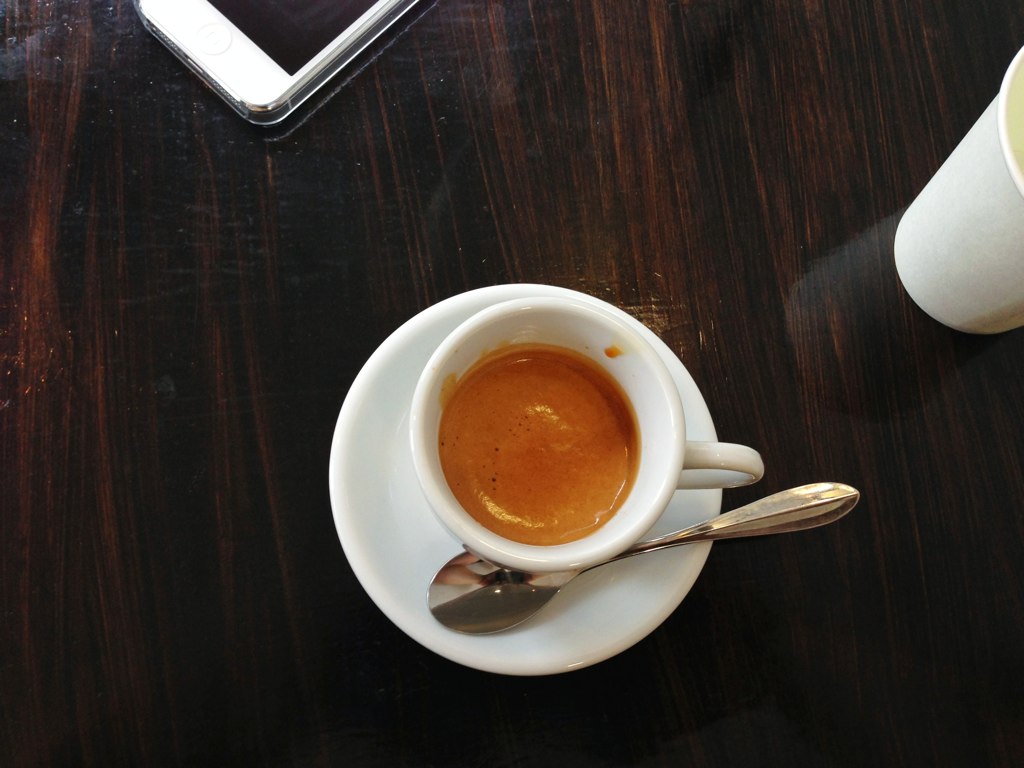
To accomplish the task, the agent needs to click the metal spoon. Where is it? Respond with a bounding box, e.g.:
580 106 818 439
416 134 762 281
428 482 859 634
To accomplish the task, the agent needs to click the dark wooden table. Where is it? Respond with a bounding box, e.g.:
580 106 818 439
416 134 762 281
4 1 1024 764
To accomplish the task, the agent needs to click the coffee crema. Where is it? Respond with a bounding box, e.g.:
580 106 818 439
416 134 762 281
438 343 639 546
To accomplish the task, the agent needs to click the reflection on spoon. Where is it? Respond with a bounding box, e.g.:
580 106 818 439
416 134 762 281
428 482 859 634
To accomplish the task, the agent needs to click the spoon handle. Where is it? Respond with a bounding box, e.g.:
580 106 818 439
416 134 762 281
607 482 859 564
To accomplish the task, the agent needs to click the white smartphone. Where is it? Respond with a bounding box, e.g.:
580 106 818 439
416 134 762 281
135 0 424 125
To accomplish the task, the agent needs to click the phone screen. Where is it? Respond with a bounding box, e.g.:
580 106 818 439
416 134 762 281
208 0 379 75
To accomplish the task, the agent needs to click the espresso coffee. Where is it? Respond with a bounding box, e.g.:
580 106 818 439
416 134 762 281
438 343 639 546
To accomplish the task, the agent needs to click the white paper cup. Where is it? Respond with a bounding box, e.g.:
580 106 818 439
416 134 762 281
895 45 1024 334
409 295 764 573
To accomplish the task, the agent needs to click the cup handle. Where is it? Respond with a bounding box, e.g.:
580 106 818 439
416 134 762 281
677 441 764 489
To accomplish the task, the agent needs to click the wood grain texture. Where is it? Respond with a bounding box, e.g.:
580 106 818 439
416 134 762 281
2 0 1024 764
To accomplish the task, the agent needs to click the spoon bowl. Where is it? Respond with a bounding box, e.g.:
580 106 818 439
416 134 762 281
428 482 859 634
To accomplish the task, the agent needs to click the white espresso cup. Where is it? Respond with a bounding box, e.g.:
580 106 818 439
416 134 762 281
409 295 764 573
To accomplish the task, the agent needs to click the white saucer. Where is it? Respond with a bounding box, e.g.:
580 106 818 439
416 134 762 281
328 284 722 675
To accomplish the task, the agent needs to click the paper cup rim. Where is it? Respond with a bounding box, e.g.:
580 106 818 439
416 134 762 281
998 45 1024 200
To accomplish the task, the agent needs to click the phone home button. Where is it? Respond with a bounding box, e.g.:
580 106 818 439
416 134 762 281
195 23 232 55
